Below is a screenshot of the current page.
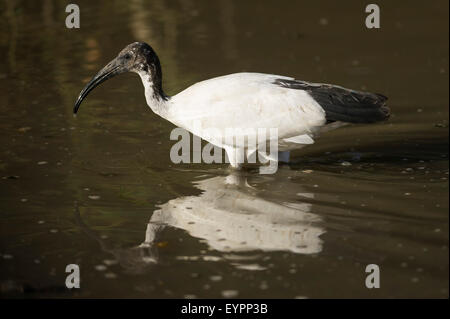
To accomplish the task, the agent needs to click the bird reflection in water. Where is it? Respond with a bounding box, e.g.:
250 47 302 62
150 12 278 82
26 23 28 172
76 171 325 273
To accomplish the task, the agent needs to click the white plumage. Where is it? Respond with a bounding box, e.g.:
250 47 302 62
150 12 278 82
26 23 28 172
168 73 326 144
141 72 326 166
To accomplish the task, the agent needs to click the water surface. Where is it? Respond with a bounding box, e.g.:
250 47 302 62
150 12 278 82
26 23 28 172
0 0 448 298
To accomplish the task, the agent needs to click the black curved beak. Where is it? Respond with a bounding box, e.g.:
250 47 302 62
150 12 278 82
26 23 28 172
73 59 126 114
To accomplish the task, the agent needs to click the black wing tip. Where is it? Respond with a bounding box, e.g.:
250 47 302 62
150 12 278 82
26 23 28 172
375 92 388 102
360 104 391 123
375 93 390 120
273 77 391 123
380 104 391 120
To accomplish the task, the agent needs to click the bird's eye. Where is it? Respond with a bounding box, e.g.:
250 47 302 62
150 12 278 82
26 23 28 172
124 53 131 60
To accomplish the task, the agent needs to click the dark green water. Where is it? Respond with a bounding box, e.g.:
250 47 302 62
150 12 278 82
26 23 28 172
0 0 448 298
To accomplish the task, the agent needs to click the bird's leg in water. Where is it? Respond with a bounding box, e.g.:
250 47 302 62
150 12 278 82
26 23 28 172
225 147 243 169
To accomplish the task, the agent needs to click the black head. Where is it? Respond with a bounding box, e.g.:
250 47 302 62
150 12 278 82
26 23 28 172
116 42 161 74
74 42 163 114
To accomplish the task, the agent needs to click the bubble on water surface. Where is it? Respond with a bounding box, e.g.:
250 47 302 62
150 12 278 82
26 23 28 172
104 272 117 279
209 275 222 282
95 265 107 271
319 18 328 26
221 290 238 298
259 281 269 290
103 259 118 266
203 256 221 262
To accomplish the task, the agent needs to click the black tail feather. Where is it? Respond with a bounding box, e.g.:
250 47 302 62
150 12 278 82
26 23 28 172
274 79 390 124
309 88 390 123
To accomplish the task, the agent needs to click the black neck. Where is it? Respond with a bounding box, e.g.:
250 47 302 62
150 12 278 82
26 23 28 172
142 51 168 101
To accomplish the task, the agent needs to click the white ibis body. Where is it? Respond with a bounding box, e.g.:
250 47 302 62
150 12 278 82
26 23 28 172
74 42 390 168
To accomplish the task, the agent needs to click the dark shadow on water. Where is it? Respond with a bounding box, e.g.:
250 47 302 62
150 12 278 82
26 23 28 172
290 136 449 168
74 202 162 274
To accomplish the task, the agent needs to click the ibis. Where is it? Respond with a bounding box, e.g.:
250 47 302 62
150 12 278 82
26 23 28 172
74 42 390 168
